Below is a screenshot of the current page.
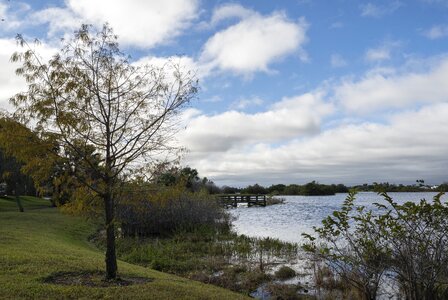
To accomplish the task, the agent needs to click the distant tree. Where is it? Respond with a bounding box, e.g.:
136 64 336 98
155 166 221 194
10 24 197 279
242 183 267 194
268 184 286 195
201 177 221 194
333 183 349 193
221 185 241 194
438 183 448 192
284 184 300 195
301 181 335 196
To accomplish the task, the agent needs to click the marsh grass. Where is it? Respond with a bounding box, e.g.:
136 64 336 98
113 223 300 295
312 264 362 300
267 283 304 300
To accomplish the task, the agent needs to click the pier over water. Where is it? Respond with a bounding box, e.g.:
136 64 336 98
217 194 267 208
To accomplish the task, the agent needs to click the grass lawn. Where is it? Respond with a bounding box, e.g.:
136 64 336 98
0 196 250 299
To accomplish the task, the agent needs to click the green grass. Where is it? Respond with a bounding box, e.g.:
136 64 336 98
0 195 53 212
0 197 249 299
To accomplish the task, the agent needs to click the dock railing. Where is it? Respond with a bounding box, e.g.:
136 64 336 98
217 194 267 208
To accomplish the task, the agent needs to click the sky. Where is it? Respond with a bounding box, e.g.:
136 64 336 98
1 0 448 186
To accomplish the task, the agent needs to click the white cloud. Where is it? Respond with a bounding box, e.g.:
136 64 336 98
31 7 81 38
0 38 57 112
331 54 347 68
229 97 264 110
134 55 198 75
364 40 401 62
0 1 31 31
209 3 254 26
202 95 223 103
335 57 448 113
360 1 402 18
32 0 199 48
0 39 24 112
199 8 308 75
365 47 391 62
422 25 448 39
184 103 448 185
180 92 332 153
0 2 6 17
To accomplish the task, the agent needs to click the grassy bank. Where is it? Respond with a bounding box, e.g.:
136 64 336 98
0 196 249 299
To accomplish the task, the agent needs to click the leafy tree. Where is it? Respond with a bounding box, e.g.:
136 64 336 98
267 184 286 195
221 185 241 194
155 166 221 193
0 149 34 211
201 177 221 194
332 183 349 193
10 24 197 279
52 142 102 206
242 183 267 194
0 115 57 198
300 181 335 196
437 183 448 192
283 184 300 195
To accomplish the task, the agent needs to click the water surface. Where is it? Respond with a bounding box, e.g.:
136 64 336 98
230 192 446 244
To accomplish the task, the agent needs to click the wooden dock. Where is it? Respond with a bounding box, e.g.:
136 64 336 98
217 194 267 208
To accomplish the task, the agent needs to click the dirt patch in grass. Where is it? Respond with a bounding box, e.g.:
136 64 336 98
43 271 152 287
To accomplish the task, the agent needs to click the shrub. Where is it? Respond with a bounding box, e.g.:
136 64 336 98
378 192 448 299
303 191 448 300
275 266 296 280
117 183 229 237
207 267 270 294
266 196 285 206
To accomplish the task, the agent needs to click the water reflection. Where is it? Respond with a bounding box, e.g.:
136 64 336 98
230 192 446 244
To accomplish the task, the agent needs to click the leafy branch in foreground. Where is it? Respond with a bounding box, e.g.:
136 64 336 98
303 191 448 300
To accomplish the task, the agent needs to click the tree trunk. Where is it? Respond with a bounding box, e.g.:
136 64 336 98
104 189 117 280
14 189 24 212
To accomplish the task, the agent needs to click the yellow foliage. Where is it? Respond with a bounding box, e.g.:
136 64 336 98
60 185 102 218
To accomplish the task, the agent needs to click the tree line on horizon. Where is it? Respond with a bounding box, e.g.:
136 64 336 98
219 180 448 196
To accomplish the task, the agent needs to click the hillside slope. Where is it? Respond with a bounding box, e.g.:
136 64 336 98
0 197 249 299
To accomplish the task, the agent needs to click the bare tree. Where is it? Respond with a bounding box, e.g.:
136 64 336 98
10 24 198 279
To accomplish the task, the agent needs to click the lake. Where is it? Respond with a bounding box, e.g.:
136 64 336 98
230 192 447 244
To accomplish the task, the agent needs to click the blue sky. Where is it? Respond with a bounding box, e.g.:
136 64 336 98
1 0 448 186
